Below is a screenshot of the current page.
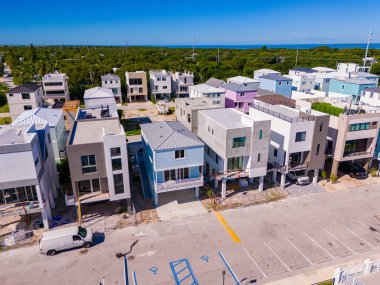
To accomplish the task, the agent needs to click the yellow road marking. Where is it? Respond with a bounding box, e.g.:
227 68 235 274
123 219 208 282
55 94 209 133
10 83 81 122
214 211 241 243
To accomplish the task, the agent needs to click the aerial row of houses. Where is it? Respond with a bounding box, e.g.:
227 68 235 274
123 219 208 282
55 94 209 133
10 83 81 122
1 62 380 229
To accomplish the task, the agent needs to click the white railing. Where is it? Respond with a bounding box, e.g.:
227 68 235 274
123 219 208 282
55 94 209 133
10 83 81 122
334 258 380 285
155 176 203 193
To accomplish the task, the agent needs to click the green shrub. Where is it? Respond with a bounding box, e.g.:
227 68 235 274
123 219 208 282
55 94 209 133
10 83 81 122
330 174 338 184
321 170 327 180
150 95 156 104
311 102 344 117
370 167 378 177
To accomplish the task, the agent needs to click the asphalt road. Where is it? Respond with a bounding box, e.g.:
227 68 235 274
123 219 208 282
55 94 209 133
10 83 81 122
1 184 380 285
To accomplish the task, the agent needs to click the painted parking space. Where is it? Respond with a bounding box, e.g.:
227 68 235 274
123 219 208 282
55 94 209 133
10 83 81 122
344 222 380 248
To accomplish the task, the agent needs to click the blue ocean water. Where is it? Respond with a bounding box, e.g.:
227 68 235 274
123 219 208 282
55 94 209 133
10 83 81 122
149 43 380 50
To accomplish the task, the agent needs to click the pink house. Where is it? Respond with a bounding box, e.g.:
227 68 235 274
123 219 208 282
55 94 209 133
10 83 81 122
219 83 257 113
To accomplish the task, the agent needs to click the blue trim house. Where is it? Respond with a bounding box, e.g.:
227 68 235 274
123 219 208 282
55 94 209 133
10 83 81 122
328 78 377 103
141 121 204 206
258 74 293 98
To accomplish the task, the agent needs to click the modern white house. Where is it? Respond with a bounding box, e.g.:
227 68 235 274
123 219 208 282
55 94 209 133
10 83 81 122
360 87 380 107
249 99 330 187
314 72 340 92
312 67 336 73
12 108 67 161
189 84 225 105
286 68 317 92
227 76 260 89
171 71 194 97
197 108 271 198
6 84 44 121
42 73 70 106
125 71 148 102
254 68 281 80
66 106 131 208
0 123 60 229
337 63 371 75
149 70 172 100
83 87 117 117
101 74 122 103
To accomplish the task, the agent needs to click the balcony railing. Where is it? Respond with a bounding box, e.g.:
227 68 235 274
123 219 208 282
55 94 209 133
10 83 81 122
343 150 372 158
155 176 203 193
251 103 315 122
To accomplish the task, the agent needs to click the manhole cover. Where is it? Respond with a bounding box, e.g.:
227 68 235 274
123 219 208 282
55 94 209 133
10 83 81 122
128 256 135 261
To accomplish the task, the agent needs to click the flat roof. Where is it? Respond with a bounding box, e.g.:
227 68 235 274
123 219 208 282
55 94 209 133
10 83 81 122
259 74 292 81
333 78 376 85
200 108 256 129
71 118 121 145
43 73 67 80
255 68 280 74
189 84 223 93
175 97 224 110
0 124 35 145
228 76 259 84
149 70 170 77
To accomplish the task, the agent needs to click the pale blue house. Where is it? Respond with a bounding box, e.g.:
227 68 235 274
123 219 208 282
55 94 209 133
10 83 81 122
328 78 377 103
258 74 293 98
141 121 204 206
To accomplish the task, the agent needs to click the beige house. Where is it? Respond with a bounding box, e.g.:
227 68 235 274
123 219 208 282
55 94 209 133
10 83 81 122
66 106 131 208
125 71 148 102
6 84 44 121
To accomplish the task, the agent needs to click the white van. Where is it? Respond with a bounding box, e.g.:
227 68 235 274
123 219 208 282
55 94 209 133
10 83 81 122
39 225 93 256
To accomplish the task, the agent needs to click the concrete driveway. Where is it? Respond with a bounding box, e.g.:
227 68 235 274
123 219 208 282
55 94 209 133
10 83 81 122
156 189 208 221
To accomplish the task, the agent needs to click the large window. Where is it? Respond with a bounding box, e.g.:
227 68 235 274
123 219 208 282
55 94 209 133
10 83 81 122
24 105 32 110
46 90 65 95
227 157 243 171
175 150 185 159
232 137 246 148
0 186 38 205
295 132 306 142
164 169 176 181
81 155 97 173
349 123 370 132
178 168 189 180
112 158 122 171
129 78 142 85
44 82 63 86
22 93 30 99
110 147 121 157
113 174 124 194
316 144 320 155
259 130 263 140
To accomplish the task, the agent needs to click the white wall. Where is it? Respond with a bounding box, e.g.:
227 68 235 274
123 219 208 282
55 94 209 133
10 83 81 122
360 90 380 107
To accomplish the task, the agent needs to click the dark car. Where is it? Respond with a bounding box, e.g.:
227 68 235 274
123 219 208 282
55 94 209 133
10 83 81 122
339 162 368 179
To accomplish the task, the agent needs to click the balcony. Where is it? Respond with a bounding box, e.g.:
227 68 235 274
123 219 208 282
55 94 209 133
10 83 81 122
343 150 372 158
65 192 110 206
155 176 203 193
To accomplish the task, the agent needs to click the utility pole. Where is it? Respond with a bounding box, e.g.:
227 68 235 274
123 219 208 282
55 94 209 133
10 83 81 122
192 38 196 61
125 40 128 55
295 48 299 66
364 30 372 60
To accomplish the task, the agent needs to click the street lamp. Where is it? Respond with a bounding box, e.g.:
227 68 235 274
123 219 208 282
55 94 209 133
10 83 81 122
116 240 139 285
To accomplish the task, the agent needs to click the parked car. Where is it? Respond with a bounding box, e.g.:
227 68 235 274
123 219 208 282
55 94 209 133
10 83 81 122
286 170 310 185
339 162 368 179
39 225 93 256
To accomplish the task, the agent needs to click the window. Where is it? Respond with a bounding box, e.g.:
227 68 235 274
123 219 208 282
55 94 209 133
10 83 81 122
295 132 306 142
227 157 243 171
164 169 176 181
259 130 263 140
112 158 122 171
319 122 323 132
139 87 143 93
257 153 261 162
24 105 32 110
157 77 162 81
81 155 97 173
113 174 124 194
73 235 81 241
370 92 374 98
162 77 166 81
104 81 108 84
316 144 320 155
349 123 370 132
287 81 289 85
175 150 185 159
341 84 345 90
22 93 30 99
232 137 246 148
163 86 168 89
274 149 278 157
187 114 191 123
278 81 282 86
8 93 13 97
178 168 189 180
129 78 142 85
110 81 113 84
110 147 121 157
44 82 63 86
239 92 245 97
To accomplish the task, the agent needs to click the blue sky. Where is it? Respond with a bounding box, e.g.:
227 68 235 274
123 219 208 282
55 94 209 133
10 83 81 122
1 0 379 45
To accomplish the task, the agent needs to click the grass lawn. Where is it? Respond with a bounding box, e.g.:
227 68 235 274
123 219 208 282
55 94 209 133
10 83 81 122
80 99 85 108
311 102 344 117
312 280 333 285
0 104 9 113
125 129 141 136
0 117 12 125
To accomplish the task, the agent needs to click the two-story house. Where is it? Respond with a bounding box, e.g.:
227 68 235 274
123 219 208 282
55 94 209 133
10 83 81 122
189 84 225 105
0 123 60 229
101 74 122 103
66 106 131 208
6 84 44 121
12 108 67 161
141 121 204 206
42 73 70 106
197 108 271 198
171 71 194 98
125 71 148 102
328 78 377 104
249 98 330 187
227 76 260 89
220 83 257 113
360 87 380 107
149 70 172 100
258 74 293 98
286 67 317 92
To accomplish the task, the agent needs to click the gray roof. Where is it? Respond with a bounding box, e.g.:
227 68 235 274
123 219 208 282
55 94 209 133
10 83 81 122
205 78 225 88
259 74 291 81
220 83 256 92
364 87 380 93
141 121 204 151
290 67 317 73
334 78 376 85
12 107 62 127
200 108 256 129
101 73 120 81
7 84 41 94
